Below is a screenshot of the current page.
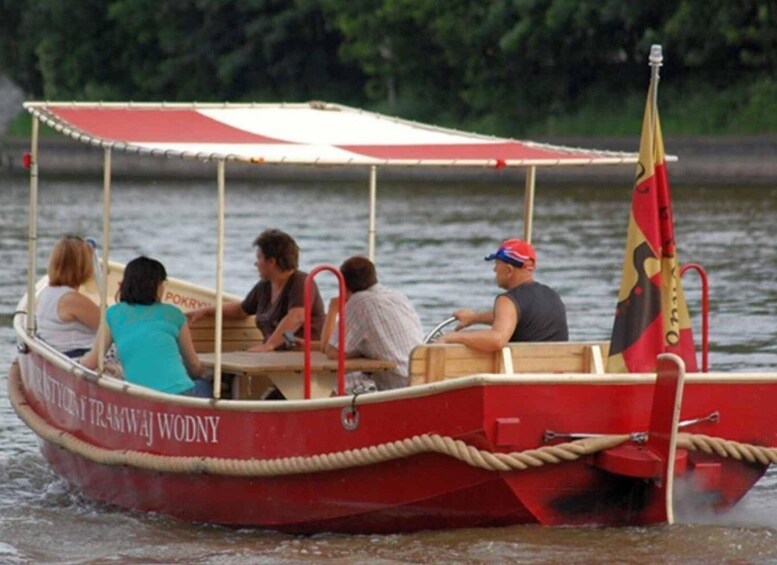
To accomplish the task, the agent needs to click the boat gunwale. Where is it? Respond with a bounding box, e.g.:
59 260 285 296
14 300 777 415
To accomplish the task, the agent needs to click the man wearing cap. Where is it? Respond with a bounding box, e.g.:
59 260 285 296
440 239 568 351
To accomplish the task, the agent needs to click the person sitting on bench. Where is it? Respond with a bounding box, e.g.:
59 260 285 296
326 256 423 392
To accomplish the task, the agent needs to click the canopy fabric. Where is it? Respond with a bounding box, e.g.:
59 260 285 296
25 101 639 168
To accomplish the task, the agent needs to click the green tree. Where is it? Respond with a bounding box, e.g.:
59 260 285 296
108 0 365 102
1 0 776 133
323 0 503 123
324 1 678 131
9 0 125 99
664 1 777 80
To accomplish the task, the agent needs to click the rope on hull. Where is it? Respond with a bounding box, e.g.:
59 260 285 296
8 362 775 477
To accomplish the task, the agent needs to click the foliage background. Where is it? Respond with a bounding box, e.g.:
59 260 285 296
1 0 776 136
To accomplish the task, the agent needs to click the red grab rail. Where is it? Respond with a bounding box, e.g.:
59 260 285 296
680 262 709 372
304 265 347 399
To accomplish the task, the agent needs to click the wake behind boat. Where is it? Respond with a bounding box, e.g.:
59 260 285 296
9 46 777 533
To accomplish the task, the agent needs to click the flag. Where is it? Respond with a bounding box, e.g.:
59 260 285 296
607 80 698 373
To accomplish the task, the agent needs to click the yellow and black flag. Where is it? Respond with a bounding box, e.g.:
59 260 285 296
607 78 698 373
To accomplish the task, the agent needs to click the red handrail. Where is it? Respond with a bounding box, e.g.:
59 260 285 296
304 265 347 399
680 262 709 372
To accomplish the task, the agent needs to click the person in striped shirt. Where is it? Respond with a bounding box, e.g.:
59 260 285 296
326 256 423 392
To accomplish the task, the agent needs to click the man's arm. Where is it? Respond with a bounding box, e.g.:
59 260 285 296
325 297 365 359
187 302 248 324
250 274 326 352
325 342 360 360
247 306 305 352
439 296 517 352
452 308 494 330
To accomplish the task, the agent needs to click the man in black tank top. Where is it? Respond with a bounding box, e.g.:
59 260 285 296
439 239 568 351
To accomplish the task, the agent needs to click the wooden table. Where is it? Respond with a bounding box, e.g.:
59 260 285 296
198 351 396 399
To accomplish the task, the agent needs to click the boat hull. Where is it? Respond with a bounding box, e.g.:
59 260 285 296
11 350 777 532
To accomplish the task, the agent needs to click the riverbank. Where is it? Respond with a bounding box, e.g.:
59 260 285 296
2 134 777 185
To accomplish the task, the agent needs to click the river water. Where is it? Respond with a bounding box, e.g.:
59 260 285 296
1 173 776 563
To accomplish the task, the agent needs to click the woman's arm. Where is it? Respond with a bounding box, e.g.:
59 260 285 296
178 322 205 378
79 324 114 369
58 291 101 330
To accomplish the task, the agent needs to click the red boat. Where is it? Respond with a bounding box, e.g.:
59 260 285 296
9 47 777 532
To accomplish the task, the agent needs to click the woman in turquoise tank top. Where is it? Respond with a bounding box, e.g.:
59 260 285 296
81 257 212 397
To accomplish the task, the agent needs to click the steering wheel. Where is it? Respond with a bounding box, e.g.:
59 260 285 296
423 316 458 344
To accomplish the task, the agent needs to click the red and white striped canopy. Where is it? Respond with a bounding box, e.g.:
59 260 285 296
25 101 638 168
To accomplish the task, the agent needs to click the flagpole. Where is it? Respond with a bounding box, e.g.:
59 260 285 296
649 44 663 149
608 43 699 374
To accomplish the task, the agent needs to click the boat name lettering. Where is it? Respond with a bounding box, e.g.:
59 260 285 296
26 365 81 419
86 399 156 447
28 366 221 447
156 413 221 444
163 291 210 310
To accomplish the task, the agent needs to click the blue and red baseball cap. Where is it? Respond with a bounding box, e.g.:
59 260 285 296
484 239 536 270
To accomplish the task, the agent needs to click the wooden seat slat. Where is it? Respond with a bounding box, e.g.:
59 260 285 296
193 340 258 353
189 314 263 353
190 327 264 340
409 341 611 385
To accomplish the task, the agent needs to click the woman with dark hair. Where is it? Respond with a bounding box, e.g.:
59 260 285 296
188 229 325 352
81 256 211 397
37 235 100 357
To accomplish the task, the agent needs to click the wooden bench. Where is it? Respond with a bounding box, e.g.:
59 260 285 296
409 341 610 385
189 315 264 353
198 350 396 400
190 298 340 376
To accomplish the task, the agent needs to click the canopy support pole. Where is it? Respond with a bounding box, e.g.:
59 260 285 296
25 117 40 336
213 159 226 399
97 148 112 375
523 166 536 243
367 165 377 261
